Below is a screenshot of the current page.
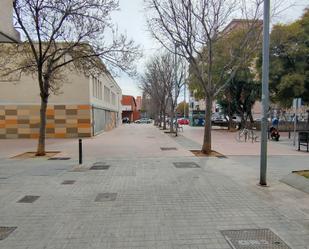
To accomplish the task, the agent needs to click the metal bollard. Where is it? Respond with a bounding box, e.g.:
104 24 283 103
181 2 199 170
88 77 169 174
79 139 83 165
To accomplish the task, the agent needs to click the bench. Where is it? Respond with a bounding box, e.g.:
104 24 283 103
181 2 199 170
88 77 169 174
298 131 309 152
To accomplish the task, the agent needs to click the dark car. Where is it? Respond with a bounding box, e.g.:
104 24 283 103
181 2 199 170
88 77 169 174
122 117 130 124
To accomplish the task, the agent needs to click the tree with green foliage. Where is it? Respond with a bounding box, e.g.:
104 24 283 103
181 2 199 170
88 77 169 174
217 68 260 129
257 9 309 107
176 101 189 118
189 24 262 129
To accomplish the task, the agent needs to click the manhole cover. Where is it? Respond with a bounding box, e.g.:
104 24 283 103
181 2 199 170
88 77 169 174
17 195 40 203
221 229 291 249
161 147 177 151
0 227 17 240
147 136 155 138
48 157 71 160
90 162 110 170
95 193 117 202
173 162 200 168
61 180 75 185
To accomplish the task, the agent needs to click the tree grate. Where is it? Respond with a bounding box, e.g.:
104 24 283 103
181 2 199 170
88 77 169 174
48 157 71 160
95 193 117 202
221 229 291 249
17 195 40 203
90 162 110 170
173 162 200 168
0 227 17 240
61 180 76 185
161 147 177 151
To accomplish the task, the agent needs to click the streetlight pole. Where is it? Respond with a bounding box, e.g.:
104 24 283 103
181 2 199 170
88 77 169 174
184 82 186 118
260 0 270 186
175 42 178 137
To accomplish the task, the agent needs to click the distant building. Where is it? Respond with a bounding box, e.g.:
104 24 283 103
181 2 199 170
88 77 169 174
121 95 140 122
136 96 142 111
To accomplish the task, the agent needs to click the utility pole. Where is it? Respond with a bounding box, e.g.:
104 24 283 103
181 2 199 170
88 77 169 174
260 0 270 186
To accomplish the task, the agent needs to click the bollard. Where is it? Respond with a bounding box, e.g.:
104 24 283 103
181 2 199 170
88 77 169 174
288 130 291 139
79 139 83 165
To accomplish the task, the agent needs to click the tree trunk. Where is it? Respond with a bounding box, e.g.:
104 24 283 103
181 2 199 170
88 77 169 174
202 95 212 154
163 111 167 130
36 96 48 156
228 102 232 130
170 106 174 133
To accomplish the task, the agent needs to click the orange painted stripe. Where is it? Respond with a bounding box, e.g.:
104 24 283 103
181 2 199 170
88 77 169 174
55 133 66 138
46 123 55 128
78 123 91 128
46 109 55 115
5 119 17 125
78 105 90 110
0 124 5 128
30 134 39 139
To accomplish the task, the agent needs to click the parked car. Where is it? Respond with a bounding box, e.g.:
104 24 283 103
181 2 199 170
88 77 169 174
134 118 152 124
177 118 189 125
212 115 226 124
122 117 130 124
226 115 241 123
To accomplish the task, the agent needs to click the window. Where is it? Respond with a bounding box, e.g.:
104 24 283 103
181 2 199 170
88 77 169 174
92 76 102 100
104 86 110 103
111 92 116 105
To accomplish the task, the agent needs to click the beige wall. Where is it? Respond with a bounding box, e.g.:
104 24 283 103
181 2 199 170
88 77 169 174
0 72 90 105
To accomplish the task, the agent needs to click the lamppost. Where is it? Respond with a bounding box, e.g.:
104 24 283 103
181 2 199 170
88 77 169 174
174 42 180 137
260 0 270 186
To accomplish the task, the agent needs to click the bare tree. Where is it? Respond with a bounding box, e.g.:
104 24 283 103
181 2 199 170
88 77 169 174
140 54 169 129
145 0 273 153
1 0 140 155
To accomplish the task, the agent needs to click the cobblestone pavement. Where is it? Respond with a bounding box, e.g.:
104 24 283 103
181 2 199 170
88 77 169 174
0 124 308 249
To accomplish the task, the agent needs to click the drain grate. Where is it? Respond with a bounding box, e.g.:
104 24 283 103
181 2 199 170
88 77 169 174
0 227 17 240
61 180 75 185
95 193 117 202
90 162 110 170
221 229 291 249
17 195 40 203
48 157 71 160
173 162 200 168
161 147 177 151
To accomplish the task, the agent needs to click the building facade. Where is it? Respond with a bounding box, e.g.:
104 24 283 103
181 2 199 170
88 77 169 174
0 1 122 139
0 66 122 139
121 95 140 122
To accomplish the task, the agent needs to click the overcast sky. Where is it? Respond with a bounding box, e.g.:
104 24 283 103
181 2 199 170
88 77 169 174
112 0 308 98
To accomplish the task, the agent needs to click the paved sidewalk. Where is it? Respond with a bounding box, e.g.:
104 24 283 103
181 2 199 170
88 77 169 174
180 126 309 156
0 124 308 249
